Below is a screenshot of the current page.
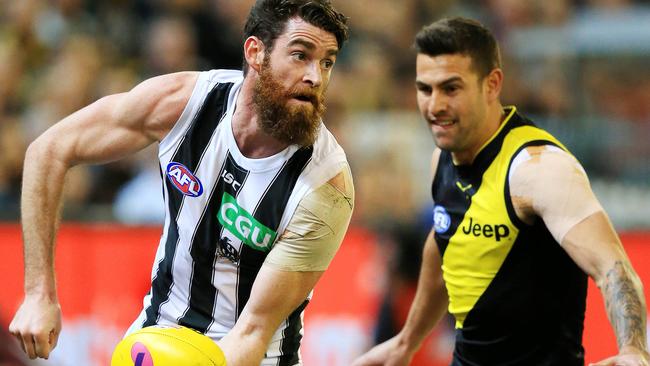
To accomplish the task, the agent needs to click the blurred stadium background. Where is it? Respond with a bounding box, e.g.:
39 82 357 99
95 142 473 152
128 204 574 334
0 0 649 365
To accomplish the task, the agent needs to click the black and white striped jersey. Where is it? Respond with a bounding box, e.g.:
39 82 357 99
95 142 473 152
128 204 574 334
126 69 349 365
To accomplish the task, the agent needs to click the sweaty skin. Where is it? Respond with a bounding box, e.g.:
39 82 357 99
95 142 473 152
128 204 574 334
265 166 354 271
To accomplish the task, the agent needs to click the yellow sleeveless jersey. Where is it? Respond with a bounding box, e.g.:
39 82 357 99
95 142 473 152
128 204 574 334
432 107 587 365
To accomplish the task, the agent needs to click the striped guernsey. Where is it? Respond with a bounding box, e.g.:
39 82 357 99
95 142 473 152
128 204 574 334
126 69 348 365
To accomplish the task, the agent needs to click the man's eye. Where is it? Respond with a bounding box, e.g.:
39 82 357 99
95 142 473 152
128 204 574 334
417 85 432 94
445 85 459 93
292 52 306 61
322 60 334 69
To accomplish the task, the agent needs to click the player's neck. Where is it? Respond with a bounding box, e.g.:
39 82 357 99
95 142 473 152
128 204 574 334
231 78 290 159
451 103 505 165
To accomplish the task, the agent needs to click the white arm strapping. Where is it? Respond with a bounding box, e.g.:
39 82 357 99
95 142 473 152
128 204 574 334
264 166 354 272
509 146 603 243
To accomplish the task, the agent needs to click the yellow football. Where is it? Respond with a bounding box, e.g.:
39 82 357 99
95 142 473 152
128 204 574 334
111 325 226 366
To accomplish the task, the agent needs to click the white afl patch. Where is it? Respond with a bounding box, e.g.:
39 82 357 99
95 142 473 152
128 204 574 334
433 205 451 234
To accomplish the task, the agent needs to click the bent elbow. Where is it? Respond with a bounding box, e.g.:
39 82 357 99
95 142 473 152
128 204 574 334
25 132 73 170
24 138 48 164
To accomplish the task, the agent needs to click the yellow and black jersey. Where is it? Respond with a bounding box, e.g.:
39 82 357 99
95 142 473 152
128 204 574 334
432 107 587 366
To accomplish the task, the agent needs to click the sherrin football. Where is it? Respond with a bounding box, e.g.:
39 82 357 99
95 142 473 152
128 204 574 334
111 325 226 366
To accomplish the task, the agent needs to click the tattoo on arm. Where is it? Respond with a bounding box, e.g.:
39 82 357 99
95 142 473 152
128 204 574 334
603 261 648 351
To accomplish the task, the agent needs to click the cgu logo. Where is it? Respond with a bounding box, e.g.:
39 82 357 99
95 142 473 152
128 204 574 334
166 162 204 197
218 193 277 252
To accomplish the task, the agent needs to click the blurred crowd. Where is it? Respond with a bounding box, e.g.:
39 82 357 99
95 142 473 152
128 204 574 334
1 0 649 227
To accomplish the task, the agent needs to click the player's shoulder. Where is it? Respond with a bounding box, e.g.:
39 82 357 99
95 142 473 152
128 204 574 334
131 71 198 98
311 124 347 161
326 164 354 201
304 129 353 202
503 107 564 147
514 144 579 169
203 69 244 85
509 145 586 188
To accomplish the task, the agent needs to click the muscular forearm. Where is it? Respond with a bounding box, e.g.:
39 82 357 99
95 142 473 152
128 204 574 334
21 139 70 298
601 260 648 353
399 232 449 352
400 285 448 352
219 267 321 365
218 321 272 366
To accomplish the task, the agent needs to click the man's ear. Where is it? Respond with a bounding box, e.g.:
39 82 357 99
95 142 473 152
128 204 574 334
484 68 503 103
244 36 266 73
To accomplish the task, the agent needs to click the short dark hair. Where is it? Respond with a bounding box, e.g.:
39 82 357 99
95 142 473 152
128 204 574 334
415 17 501 79
242 0 349 75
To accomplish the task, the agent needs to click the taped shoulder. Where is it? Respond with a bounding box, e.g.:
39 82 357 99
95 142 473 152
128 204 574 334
509 146 602 243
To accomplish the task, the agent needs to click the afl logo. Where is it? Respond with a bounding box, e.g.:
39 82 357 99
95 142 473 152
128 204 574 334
166 162 203 197
433 205 451 234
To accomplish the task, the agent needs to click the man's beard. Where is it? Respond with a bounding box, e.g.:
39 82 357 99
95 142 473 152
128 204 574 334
253 58 325 147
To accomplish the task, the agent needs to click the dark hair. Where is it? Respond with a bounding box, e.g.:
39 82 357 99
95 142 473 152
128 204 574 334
242 0 349 75
415 17 501 79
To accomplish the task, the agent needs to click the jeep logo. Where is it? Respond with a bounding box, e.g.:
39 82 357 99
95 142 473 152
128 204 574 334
217 193 277 252
461 217 510 241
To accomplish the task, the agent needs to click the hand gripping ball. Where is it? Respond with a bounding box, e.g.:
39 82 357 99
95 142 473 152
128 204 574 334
111 325 226 366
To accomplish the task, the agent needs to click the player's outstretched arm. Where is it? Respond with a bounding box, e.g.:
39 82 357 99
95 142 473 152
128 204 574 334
8 72 197 360
510 147 649 366
352 229 449 366
565 214 648 366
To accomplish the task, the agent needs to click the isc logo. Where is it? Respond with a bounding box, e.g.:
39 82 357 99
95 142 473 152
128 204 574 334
166 162 203 197
221 170 242 191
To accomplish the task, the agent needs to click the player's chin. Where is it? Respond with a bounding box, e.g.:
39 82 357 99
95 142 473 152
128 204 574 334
287 99 315 111
432 135 458 151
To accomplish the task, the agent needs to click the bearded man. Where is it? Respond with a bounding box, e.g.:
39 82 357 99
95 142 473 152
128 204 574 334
8 1 353 365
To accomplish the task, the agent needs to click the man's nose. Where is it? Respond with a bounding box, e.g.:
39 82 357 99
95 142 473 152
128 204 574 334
303 62 322 88
428 92 446 118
